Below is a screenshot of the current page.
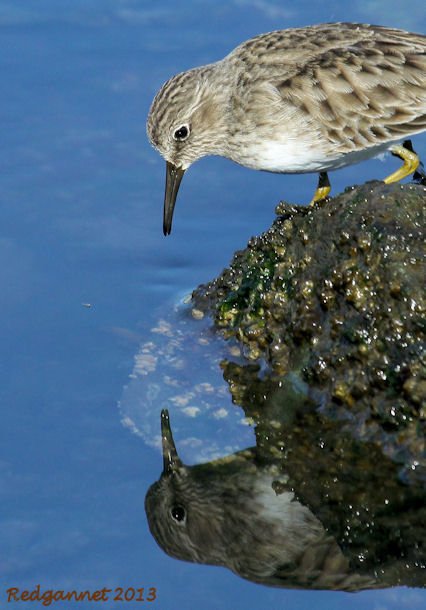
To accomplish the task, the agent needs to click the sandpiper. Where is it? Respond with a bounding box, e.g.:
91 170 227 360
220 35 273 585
146 23 426 235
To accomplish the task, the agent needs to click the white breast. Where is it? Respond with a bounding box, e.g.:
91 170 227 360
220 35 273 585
231 134 400 174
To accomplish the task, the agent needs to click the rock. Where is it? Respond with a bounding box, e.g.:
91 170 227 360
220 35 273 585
192 181 426 480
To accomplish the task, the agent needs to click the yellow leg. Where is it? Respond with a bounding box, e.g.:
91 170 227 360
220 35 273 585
310 171 331 205
383 144 419 184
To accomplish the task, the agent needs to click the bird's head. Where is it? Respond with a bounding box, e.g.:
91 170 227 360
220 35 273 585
144 410 226 565
147 65 226 234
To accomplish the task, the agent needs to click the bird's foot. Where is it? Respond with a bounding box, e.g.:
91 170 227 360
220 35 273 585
383 142 420 184
310 171 331 206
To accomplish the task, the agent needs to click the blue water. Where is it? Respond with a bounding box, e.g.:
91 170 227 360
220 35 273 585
1 1 424 608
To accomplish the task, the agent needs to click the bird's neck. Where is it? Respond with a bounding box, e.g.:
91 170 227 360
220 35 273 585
192 63 234 154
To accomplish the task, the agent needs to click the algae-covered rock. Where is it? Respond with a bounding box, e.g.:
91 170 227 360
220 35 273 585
192 181 425 476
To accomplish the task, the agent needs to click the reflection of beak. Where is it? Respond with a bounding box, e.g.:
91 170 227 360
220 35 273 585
161 409 183 474
163 162 185 236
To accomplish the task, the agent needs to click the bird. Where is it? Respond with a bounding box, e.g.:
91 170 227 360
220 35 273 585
144 409 380 591
146 22 426 235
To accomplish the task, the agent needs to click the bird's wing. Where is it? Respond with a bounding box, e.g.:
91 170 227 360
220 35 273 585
268 26 426 151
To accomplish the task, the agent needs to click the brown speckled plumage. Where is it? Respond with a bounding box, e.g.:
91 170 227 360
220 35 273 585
224 23 425 155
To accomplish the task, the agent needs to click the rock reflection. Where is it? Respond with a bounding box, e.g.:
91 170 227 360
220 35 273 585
145 372 425 591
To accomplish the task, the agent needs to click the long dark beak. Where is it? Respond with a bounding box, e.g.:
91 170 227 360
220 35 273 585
160 409 183 474
163 162 185 236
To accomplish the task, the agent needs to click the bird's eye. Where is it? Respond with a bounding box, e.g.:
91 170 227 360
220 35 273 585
170 505 186 523
173 125 190 141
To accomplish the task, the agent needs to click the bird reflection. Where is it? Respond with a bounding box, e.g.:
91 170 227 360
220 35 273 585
145 409 426 591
